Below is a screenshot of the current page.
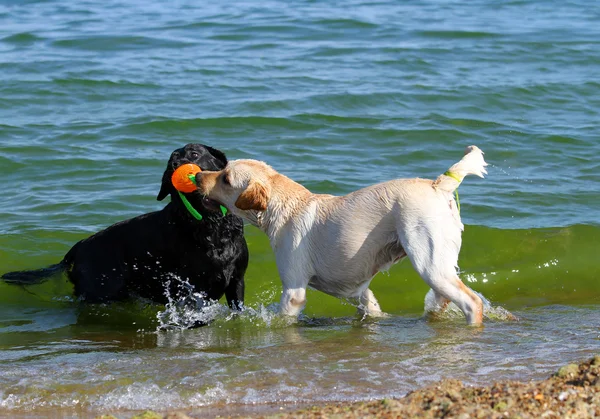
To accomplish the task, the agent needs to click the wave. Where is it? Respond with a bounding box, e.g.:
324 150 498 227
241 223 600 317
1 224 597 318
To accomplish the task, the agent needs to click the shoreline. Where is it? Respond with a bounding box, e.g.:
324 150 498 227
96 354 600 419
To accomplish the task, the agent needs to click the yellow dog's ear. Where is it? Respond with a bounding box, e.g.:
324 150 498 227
235 181 270 211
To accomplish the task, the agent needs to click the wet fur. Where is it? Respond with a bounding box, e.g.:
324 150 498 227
2 144 249 316
196 146 488 325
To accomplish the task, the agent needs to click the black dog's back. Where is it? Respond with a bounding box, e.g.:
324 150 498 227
2 144 249 314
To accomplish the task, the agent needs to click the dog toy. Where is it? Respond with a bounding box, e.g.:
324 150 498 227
172 163 202 193
171 164 227 220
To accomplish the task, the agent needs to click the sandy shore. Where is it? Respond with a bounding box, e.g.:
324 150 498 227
98 354 600 419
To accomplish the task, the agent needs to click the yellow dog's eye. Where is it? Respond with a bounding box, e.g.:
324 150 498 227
222 174 231 186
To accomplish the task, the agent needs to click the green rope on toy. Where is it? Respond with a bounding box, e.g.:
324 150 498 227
176 173 227 221
178 191 204 221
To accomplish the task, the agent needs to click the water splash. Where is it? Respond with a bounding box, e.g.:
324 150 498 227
156 275 227 330
424 288 517 322
156 280 296 330
239 304 297 328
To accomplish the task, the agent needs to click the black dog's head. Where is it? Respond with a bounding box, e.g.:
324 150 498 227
157 144 228 214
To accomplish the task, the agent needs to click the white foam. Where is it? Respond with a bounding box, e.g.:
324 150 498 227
93 382 183 411
424 288 516 321
188 383 230 406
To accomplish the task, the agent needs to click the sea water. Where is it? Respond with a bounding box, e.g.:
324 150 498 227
1 0 599 416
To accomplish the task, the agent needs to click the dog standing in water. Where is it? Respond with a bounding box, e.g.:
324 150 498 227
2 144 248 317
194 146 488 325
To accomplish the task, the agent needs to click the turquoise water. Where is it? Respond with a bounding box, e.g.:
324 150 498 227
1 0 599 416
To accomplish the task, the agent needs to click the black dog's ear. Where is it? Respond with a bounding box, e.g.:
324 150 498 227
204 145 228 169
156 166 172 201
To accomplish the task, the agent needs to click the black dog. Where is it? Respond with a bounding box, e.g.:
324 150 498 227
2 144 248 312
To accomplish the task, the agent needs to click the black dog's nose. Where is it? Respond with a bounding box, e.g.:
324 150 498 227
173 160 192 170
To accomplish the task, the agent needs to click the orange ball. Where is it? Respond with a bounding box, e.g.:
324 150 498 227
171 163 202 193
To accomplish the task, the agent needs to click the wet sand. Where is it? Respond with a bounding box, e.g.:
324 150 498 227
97 354 600 419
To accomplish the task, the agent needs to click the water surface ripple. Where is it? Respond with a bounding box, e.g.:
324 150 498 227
1 0 599 416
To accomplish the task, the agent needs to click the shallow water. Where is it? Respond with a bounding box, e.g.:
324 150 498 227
1 0 599 416
0 303 599 417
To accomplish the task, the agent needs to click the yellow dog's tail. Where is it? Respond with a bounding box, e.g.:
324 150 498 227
434 145 488 193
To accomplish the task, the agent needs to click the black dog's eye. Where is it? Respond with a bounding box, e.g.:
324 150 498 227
222 174 231 186
190 151 199 159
